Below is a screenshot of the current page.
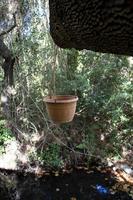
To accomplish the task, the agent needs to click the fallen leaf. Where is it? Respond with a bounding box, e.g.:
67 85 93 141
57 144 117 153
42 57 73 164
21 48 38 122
116 169 133 185
86 170 94 174
56 188 60 192
55 172 59 176
70 197 77 200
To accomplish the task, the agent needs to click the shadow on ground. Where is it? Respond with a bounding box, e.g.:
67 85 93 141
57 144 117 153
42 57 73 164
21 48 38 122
0 166 132 200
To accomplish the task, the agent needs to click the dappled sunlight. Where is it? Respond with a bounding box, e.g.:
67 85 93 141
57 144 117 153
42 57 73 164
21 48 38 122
0 139 18 169
0 138 29 170
1 94 8 103
0 163 133 199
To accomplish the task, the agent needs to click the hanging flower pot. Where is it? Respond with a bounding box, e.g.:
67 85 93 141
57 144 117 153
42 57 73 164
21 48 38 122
44 95 78 124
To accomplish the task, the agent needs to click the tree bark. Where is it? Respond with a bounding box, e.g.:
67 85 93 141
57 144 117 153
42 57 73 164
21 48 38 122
0 13 16 85
49 0 133 56
0 38 15 86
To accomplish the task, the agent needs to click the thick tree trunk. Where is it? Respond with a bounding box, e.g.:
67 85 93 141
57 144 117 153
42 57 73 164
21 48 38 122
0 38 15 86
49 0 133 56
0 38 12 59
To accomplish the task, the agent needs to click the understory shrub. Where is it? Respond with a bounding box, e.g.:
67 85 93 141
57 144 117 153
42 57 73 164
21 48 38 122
0 120 14 154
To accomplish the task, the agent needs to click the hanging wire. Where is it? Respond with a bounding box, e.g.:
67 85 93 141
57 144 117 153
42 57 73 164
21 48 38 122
49 44 58 98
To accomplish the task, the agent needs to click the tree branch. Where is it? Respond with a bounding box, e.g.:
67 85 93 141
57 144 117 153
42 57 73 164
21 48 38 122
0 13 17 37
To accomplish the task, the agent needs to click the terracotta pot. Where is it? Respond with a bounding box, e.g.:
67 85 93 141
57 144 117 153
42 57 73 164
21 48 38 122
44 95 78 124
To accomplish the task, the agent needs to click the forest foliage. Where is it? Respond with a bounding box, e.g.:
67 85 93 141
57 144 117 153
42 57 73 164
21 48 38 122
0 0 132 168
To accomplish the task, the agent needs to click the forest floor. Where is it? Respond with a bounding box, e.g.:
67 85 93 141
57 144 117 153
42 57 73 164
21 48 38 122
0 164 133 200
0 122 133 199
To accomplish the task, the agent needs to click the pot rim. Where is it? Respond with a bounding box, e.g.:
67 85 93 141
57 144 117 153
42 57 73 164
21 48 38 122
44 95 78 103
